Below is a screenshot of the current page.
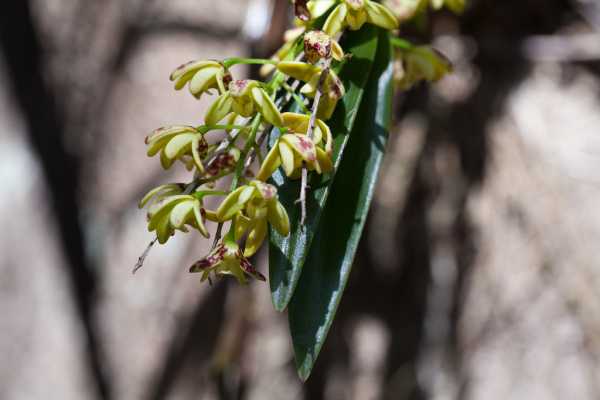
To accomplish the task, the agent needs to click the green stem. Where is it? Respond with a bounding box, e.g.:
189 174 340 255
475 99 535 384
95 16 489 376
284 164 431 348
197 124 248 133
230 114 262 191
282 82 310 113
193 190 229 200
222 57 278 69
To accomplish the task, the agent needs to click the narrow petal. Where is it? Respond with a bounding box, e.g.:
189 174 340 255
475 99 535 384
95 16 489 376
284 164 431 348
160 149 174 169
256 144 282 181
331 40 345 61
238 185 256 205
192 202 210 238
216 186 245 221
323 3 347 36
316 147 334 173
277 61 321 82
205 92 233 125
239 256 265 281
346 8 368 30
189 66 220 97
307 0 337 18
365 1 399 30
170 60 220 81
251 87 283 126
191 137 206 173
267 200 290 236
243 219 268 257
173 69 197 90
279 141 296 177
156 214 173 244
164 133 197 159
300 74 320 97
234 213 252 241
316 119 332 153
170 200 194 229
139 184 183 209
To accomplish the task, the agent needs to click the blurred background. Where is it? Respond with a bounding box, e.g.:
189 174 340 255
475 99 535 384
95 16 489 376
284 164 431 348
2 0 600 399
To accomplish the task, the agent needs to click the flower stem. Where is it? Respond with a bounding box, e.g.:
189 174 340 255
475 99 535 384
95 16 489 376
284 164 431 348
299 57 332 226
222 57 278 69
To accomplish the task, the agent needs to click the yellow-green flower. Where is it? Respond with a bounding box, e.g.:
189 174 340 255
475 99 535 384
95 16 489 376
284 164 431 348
205 79 283 127
394 46 452 90
145 126 208 172
139 187 211 243
189 240 265 284
169 60 231 99
276 61 345 120
323 0 399 37
216 180 290 256
256 113 334 181
303 30 345 64
280 112 333 155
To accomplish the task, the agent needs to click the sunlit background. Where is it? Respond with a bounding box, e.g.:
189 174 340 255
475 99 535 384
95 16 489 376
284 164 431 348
2 0 600 399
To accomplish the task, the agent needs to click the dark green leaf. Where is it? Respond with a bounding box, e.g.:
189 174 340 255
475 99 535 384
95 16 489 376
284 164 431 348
269 26 380 312
288 30 394 381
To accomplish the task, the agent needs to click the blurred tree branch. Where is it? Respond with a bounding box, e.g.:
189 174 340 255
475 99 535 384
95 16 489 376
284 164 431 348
0 2 112 399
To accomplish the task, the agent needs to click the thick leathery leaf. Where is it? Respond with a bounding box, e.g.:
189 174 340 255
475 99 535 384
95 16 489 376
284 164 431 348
269 26 379 312
288 30 394 381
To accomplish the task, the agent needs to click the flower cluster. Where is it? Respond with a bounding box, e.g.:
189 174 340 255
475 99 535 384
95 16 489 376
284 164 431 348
137 0 451 285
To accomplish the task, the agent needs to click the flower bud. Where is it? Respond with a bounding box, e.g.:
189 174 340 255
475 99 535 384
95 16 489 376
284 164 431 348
304 30 332 63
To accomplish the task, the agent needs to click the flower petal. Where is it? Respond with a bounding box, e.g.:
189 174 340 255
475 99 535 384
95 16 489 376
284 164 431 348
139 183 183 209
278 141 296 177
148 195 194 231
156 214 173 244
170 60 220 81
331 40 345 61
205 92 233 125
281 134 317 163
164 133 197 160
365 1 399 30
243 219 268 257
307 0 337 18
251 87 283 126
191 137 206 173
346 8 368 30
277 61 321 82
216 186 256 221
250 180 277 200
323 3 347 36
170 200 194 229
189 66 221 97
234 212 252 241
192 201 210 238
267 200 290 236
282 112 309 133
316 147 334 173
256 144 282 181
